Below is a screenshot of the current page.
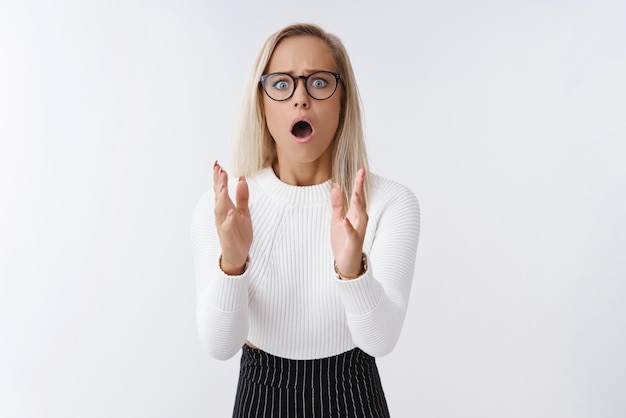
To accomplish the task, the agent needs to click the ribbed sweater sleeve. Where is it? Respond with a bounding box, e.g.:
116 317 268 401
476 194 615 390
334 179 421 357
191 191 250 360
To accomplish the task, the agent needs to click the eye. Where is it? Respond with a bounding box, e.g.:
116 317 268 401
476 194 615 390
272 80 290 90
310 77 328 89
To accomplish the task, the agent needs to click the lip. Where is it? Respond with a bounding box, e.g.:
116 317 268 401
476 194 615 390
290 116 315 143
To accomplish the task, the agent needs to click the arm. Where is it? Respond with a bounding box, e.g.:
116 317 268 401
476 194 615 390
334 180 420 357
190 164 252 360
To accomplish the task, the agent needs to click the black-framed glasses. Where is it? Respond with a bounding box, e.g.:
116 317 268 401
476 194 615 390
260 71 341 101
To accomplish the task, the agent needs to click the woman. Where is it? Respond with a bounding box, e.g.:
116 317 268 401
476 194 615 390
192 23 420 417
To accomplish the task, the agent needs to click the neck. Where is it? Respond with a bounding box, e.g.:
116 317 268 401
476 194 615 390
272 160 331 186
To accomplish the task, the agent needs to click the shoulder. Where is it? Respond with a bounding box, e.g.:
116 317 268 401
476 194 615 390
191 189 215 233
193 189 213 216
367 172 419 213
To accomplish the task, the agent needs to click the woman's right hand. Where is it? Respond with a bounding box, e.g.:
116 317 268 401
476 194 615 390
213 161 252 275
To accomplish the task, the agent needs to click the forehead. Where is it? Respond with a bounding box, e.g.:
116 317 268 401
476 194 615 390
266 36 337 73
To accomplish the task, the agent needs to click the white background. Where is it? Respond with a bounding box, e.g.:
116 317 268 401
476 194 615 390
1 0 625 417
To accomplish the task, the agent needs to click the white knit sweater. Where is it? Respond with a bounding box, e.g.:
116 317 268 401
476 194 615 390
191 167 420 361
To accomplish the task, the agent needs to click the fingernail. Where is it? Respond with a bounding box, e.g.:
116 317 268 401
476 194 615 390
239 176 245 182
213 160 218 168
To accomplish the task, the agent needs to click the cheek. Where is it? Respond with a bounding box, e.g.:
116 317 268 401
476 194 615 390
325 100 342 133
263 101 283 137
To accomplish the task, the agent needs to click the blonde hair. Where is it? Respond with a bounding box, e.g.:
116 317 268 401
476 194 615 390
231 23 369 205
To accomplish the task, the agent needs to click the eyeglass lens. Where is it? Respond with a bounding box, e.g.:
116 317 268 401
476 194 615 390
262 72 338 101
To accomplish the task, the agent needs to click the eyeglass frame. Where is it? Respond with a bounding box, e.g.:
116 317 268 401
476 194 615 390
259 71 342 101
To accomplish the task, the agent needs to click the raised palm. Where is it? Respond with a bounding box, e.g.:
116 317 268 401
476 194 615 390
213 162 253 275
330 168 368 279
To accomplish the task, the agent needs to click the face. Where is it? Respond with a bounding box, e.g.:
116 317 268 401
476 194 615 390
262 36 342 178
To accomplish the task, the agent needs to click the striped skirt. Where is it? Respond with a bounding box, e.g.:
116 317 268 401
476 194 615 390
232 344 390 418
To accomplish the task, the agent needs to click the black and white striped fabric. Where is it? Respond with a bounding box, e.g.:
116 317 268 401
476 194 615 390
232 344 390 417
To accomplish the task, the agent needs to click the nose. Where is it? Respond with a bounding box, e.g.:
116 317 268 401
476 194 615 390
292 79 309 108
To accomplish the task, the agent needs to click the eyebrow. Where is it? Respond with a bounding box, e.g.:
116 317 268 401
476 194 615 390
274 69 332 75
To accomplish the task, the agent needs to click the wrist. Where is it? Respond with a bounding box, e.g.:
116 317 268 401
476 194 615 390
334 253 367 280
219 255 248 276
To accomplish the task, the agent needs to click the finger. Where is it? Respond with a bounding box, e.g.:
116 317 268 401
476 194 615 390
235 176 250 217
343 216 359 241
331 183 344 222
346 169 367 229
213 161 230 197
220 208 237 233
213 161 220 194
214 191 232 226
214 169 234 225
350 167 366 211
219 166 229 191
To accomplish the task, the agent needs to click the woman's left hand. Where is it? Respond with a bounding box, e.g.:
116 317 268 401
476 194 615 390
330 168 368 279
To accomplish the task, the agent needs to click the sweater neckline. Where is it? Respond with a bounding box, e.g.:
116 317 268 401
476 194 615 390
255 167 332 206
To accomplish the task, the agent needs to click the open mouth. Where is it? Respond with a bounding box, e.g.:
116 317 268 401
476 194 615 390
291 121 313 138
